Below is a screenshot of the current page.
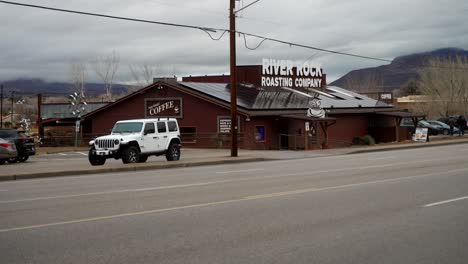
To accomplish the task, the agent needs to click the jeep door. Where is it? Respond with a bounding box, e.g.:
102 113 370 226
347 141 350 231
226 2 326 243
156 121 169 151
142 122 158 153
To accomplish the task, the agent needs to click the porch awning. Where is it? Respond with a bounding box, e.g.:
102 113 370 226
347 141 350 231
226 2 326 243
375 111 425 118
280 114 336 122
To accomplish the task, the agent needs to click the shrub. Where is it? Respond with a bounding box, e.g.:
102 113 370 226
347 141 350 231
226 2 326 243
352 135 375 146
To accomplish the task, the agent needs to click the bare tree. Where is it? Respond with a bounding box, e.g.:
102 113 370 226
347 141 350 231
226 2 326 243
128 63 160 89
344 72 384 100
92 51 120 101
70 62 87 97
418 55 468 117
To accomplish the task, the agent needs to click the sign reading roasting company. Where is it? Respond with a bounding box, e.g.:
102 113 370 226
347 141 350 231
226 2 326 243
261 58 325 91
145 98 182 118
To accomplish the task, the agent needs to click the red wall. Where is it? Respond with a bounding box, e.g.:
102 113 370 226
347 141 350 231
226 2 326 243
83 84 236 148
82 83 388 150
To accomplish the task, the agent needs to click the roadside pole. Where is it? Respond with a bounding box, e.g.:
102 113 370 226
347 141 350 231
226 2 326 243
229 0 238 157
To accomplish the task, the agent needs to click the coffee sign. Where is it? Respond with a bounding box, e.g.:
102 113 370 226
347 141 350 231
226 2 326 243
145 98 182 118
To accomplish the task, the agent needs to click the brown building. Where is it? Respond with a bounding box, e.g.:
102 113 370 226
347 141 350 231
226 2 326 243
80 67 416 150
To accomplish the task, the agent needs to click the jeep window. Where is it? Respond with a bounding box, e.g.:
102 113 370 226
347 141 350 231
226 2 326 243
144 123 155 134
167 121 178 132
157 122 167 133
112 122 143 134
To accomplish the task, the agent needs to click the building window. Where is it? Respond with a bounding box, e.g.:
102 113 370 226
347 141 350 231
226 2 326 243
157 122 167 133
180 127 196 143
255 126 265 142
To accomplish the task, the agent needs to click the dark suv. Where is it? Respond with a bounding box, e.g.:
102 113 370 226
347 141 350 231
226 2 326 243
0 129 36 162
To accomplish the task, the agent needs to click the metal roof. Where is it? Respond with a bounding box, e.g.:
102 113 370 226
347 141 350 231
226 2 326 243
41 103 108 119
180 82 391 111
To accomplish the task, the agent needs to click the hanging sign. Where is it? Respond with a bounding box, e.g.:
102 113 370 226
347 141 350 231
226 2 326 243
145 98 182 118
307 99 326 118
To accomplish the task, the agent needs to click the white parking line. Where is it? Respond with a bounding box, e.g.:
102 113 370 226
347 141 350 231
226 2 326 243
424 196 468 207
58 153 67 156
367 156 395 161
0 168 466 233
75 152 88 156
216 168 265 174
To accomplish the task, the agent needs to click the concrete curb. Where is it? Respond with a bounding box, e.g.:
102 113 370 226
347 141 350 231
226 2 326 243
0 157 269 181
2 138 467 182
348 139 468 155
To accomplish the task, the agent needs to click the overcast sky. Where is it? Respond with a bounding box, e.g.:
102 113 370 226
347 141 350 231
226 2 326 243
0 0 467 84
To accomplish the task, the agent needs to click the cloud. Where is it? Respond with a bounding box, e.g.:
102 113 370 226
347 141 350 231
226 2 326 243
0 0 467 83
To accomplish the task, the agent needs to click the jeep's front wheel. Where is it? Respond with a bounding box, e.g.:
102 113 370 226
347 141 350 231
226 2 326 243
138 155 148 163
166 143 180 161
122 146 139 164
89 148 106 166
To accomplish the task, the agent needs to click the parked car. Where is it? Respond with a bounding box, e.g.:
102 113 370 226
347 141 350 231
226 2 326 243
400 119 443 135
0 129 36 162
0 138 17 165
427 120 459 135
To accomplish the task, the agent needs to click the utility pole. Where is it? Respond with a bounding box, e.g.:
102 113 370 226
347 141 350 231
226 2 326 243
229 0 238 157
10 91 15 127
0 84 3 128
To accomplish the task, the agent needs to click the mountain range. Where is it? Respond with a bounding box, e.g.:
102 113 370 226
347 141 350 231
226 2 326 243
330 48 468 93
1 48 467 97
0 78 128 96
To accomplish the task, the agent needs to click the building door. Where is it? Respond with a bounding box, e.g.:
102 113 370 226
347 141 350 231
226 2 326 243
279 119 289 149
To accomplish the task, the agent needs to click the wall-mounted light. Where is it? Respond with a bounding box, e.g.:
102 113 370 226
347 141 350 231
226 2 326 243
246 117 251 122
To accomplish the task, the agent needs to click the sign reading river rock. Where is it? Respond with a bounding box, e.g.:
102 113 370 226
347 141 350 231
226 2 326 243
261 58 325 91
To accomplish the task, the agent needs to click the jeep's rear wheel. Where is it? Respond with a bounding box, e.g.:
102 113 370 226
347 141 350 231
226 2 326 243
166 143 180 161
89 148 106 166
122 146 139 164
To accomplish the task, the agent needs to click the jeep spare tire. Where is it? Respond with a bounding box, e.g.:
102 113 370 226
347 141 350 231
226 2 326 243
166 143 181 161
122 146 140 164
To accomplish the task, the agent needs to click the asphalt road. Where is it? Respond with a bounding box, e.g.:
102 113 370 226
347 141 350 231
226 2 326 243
0 144 467 263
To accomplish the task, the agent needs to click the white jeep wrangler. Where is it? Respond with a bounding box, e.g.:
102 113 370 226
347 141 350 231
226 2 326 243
88 118 181 166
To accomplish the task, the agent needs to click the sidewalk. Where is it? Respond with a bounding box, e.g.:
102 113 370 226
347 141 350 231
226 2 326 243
1 136 468 181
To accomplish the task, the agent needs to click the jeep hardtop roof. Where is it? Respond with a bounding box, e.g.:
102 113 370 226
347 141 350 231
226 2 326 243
116 118 178 123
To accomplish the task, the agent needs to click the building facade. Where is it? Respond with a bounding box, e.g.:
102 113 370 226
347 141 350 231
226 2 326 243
79 66 412 150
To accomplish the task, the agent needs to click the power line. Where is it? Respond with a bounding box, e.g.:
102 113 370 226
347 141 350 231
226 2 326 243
238 32 392 63
235 0 262 14
2 0 464 67
0 0 223 33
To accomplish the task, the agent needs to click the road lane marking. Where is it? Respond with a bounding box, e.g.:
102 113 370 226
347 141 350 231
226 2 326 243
0 164 414 203
216 168 265 174
367 156 395 161
0 179 257 204
2 161 466 204
58 153 67 156
1 168 466 233
424 196 468 207
76 152 88 156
